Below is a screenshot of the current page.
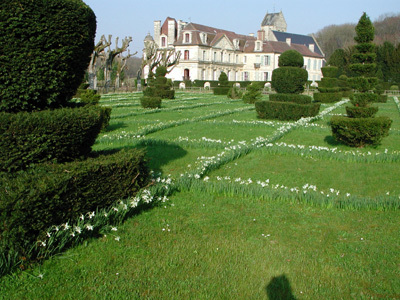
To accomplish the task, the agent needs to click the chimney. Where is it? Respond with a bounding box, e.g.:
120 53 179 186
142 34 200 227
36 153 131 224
309 44 315 52
154 21 161 47
168 19 176 45
286 38 291 46
257 30 265 41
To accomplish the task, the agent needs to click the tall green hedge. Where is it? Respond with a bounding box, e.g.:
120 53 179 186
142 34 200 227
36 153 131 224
0 149 149 258
0 106 110 171
0 0 96 112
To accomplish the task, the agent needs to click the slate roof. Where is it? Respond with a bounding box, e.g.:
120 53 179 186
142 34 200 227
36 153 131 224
174 22 255 50
261 12 282 26
244 40 323 58
272 31 324 56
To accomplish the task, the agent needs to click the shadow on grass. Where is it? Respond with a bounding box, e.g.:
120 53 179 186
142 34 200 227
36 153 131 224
266 274 297 300
324 135 341 146
104 122 127 132
135 140 187 175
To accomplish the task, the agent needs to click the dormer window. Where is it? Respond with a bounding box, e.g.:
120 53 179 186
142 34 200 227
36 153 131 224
233 39 240 49
201 33 207 44
184 33 191 43
255 41 262 52
161 36 166 47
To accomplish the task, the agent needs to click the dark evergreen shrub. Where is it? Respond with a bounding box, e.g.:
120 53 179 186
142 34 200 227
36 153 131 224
321 66 338 78
0 149 149 258
255 101 320 121
330 116 392 147
375 95 388 103
271 67 308 94
318 87 341 93
140 96 162 109
313 92 342 103
80 89 101 106
346 106 379 118
350 93 378 107
243 82 262 103
0 106 109 172
227 87 243 99
214 87 231 95
278 50 304 67
0 0 96 112
269 94 312 104
319 78 339 88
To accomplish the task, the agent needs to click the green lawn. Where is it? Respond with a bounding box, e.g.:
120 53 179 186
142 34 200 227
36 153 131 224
1 92 399 299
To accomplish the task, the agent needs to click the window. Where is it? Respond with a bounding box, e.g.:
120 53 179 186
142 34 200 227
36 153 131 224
203 51 207 61
262 55 270 66
243 56 247 64
256 41 262 51
236 55 239 64
307 59 311 70
184 33 190 43
213 70 217 80
213 52 217 61
221 52 223 62
202 69 206 80
161 37 166 47
313 59 317 70
264 72 269 81
244 71 249 81
184 50 189 60
228 54 231 63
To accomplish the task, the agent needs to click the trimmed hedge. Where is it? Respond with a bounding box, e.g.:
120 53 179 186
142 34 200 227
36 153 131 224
140 96 162 109
350 93 379 107
330 116 392 147
375 95 388 103
346 106 379 118
0 106 110 172
213 87 231 95
0 0 96 112
271 67 308 94
313 92 343 103
321 66 338 78
255 101 321 121
0 149 149 257
269 94 312 104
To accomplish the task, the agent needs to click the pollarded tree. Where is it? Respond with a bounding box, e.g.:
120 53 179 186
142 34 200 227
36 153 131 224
0 0 96 112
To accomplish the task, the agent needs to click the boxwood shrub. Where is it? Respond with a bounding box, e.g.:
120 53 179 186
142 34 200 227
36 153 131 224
345 106 379 118
271 67 308 94
140 96 162 108
269 94 312 104
0 148 149 258
350 93 378 107
255 101 320 121
213 87 231 95
313 92 343 103
330 116 392 147
0 0 96 112
0 106 110 171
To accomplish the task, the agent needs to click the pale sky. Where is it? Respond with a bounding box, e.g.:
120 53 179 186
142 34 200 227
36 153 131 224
83 0 399 55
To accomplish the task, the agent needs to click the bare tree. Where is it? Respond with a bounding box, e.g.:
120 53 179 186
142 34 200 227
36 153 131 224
103 35 133 91
142 41 181 78
88 35 111 89
114 49 136 88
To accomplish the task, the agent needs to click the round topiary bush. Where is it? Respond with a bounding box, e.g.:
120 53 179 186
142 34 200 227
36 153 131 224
278 50 304 67
271 67 308 94
0 0 96 112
